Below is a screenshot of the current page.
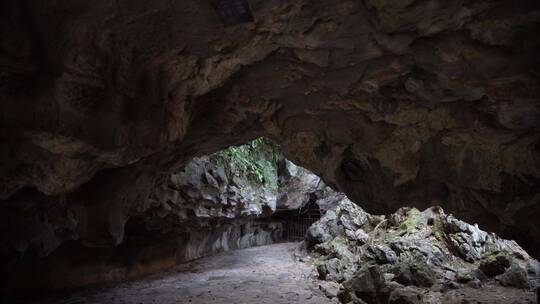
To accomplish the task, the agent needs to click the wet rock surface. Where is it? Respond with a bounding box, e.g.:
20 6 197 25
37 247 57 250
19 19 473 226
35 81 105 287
307 199 539 303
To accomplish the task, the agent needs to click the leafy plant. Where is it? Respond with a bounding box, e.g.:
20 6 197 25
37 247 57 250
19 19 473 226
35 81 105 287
216 137 282 189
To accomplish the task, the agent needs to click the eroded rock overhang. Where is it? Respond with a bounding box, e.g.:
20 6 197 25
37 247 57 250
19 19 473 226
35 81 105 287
0 0 539 260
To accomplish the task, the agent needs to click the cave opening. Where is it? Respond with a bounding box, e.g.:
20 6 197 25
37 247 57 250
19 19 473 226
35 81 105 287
2 1 540 302
3 138 539 304
0 138 329 297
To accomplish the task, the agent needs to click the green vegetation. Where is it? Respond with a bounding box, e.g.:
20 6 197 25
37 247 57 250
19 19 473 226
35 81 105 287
397 208 422 236
480 250 511 263
430 216 445 243
216 137 282 189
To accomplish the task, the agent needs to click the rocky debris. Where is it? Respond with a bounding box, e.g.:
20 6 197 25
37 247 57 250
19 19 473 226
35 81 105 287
343 265 389 303
307 199 539 303
319 281 341 299
393 260 436 288
497 264 531 290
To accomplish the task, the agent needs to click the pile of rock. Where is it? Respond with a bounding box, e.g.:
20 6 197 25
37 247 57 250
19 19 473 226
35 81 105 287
307 198 540 304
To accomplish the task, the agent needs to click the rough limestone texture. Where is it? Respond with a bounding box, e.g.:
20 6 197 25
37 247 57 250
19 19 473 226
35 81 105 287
143 151 279 235
3 141 287 292
1 0 540 274
307 199 540 303
278 159 345 211
277 159 321 210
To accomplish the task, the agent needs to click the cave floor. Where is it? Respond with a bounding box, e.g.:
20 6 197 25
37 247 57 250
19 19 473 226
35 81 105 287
20 243 333 304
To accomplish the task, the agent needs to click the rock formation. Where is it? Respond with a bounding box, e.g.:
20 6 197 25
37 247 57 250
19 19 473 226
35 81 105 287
2 139 288 292
277 159 345 211
307 198 540 303
1 0 539 291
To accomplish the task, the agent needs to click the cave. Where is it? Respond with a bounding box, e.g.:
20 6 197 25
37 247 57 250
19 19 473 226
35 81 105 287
1 0 540 303
3 139 539 303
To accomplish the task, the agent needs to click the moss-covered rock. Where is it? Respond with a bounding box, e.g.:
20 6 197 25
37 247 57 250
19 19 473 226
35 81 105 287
394 259 437 288
479 253 511 277
307 200 539 302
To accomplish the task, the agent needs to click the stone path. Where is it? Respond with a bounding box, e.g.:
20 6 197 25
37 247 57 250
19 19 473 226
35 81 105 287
19 243 333 304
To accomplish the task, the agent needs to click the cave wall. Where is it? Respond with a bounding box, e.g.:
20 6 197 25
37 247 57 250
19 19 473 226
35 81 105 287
1 0 539 266
5 220 281 294
3 140 287 293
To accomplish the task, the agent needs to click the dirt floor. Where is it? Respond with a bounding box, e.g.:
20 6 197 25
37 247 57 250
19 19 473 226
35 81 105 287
9 242 537 304
15 243 333 304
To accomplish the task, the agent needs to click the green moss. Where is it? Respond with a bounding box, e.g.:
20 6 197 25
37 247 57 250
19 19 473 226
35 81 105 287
332 235 349 246
429 241 441 252
410 262 437 287
481 251 512 263
430 216 445 242
456 269 474 283
397 208 422 235
216 137 282 189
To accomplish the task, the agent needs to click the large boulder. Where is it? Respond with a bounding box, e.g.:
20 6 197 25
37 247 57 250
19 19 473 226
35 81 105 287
277 159 321 210
497 264 531 289
344 265 389 304
394 260 437 288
